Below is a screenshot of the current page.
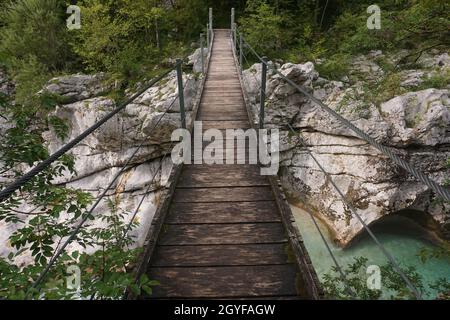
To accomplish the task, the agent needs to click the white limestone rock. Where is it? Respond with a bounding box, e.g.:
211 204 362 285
243 60 450 246
41 73 109 103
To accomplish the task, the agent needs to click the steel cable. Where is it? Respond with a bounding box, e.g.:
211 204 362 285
0 66 179 202
25 74 185 298
240 47 357 299
118 88 184 247
240 36 450 202
240 44 422 299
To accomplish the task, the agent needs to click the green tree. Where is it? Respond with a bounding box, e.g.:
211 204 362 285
0 0 73 71
239 1 287 58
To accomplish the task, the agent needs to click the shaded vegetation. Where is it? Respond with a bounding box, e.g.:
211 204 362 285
323 250 450 300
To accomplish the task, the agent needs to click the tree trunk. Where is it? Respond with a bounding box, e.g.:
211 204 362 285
319 0 329 29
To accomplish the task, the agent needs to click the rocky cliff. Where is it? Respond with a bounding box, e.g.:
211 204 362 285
0 50 206 264
242 51 450 246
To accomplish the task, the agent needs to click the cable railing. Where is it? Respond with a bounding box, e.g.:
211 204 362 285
0 14 214 299
227 16 449 299
237 41 358 299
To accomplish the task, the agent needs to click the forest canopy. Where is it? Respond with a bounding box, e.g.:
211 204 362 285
0 0 448 92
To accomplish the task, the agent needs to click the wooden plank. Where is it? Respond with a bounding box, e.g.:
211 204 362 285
192 137 259 147
199 109 247 115
202 120 250 129
158 223 287 245
192 146 256 153
166 201 281 224
199 115 249 121
204 89 242 94
268 177 324 299
150 244 290 267
173 186 274 203
204 85 242 89
202 93 243 98
200 103 245 108
178 165 268 187
206 75 240 81
147 265 299 298
205 80 240 85
200 107 246 114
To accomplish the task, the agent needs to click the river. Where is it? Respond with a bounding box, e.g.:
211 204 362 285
290 204 450 299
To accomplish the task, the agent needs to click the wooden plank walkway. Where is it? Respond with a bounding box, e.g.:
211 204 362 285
140 30 319 299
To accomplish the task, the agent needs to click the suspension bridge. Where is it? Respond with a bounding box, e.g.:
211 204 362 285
0 9 448 300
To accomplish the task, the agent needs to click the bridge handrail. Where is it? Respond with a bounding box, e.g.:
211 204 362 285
0 26 214 297
237 31 450 202
0 65 175 202
233 24 428 299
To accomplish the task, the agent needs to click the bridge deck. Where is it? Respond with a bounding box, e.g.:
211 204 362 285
143 30 310 299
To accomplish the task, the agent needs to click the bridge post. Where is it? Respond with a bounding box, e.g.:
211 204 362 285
239 33 243 74
200 33 205 75
259 57 267 129
231 8 235 39
209 8 213 30
233 23 237 55
176 59 186 129
206 23 210 49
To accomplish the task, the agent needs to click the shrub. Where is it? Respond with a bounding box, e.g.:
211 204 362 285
70 2 127 72
10 55 50 105
316 53 351 80
419 69 450 90
0 0 72 71
239 1 287 58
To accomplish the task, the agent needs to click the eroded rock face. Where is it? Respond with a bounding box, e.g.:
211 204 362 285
381 89 450 146
188 47 209 74
43 71 199 238
242 59 450 246
0 58 202 264
41 73 109 103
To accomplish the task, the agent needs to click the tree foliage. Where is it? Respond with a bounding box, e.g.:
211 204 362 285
323 254 450 300
0 0 73 71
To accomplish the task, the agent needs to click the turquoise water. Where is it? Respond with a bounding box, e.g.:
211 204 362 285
290 205 450 299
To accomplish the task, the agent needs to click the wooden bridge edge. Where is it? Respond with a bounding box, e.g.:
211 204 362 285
125 31 216 300
231 35 324 300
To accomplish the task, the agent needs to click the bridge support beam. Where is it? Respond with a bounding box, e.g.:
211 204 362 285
200 33 205 75
209 8 213 30
206 24 210 49
239 33 243 74
176 59 186 129
230 8 234 32
259 57 267 129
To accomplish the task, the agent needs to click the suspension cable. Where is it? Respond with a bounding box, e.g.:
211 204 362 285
240 48 357 299
240 36 450 202
25 74 185 298
0 66 180 203
239 45 422 299
118 89 183 247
